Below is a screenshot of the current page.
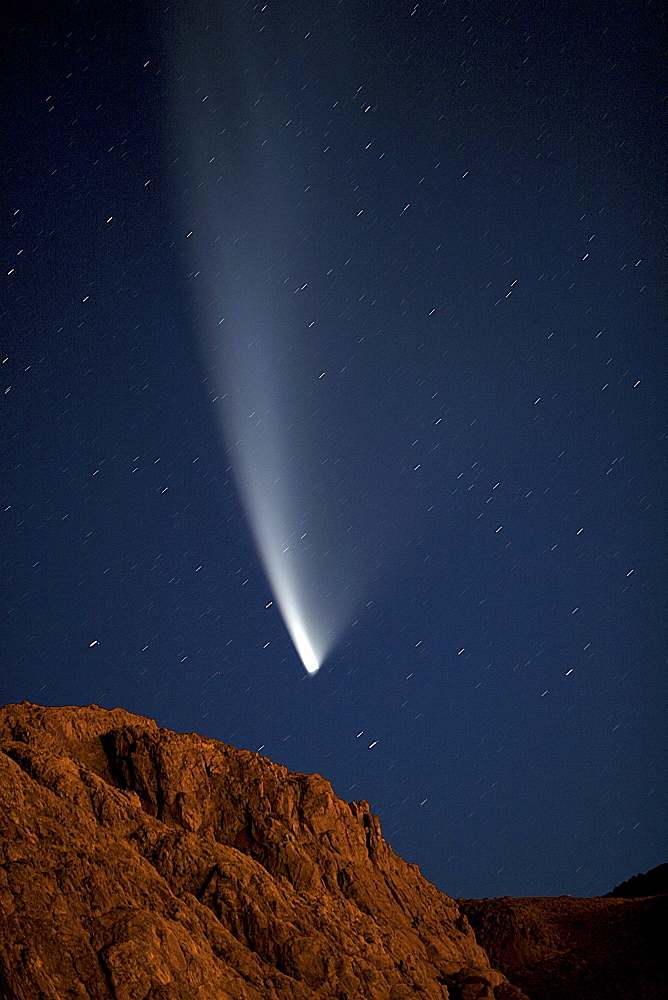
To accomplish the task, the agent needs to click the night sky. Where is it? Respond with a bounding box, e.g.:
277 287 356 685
3 1 666 900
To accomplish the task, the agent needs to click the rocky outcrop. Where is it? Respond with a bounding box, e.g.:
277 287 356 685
458 893 668 1000
0 701 524 1000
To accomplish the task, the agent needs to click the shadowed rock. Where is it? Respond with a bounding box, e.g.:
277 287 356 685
458 893 667 1000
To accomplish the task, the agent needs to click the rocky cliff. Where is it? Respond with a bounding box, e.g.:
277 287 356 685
0 702 664 1000
0 701 523 1000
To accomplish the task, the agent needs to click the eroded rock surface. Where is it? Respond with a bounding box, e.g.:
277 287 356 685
0 701 524 1000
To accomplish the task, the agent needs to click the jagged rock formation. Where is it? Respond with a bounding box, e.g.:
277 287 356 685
0 702 525 1000
458 893 668 1000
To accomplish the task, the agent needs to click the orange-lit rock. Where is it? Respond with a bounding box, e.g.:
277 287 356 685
0 701 524 1000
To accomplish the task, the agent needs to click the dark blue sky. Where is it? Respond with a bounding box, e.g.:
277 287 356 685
2 0 665 898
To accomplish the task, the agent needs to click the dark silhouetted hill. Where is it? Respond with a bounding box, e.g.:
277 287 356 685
606 862 668 898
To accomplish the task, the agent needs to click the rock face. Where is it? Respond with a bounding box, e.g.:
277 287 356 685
0 701 524 1000
458 893 668 1000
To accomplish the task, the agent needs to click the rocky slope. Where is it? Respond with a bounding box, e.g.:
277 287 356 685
1 702 664 1000
0 701 524 1000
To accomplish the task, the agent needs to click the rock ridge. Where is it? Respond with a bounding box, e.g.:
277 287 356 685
0 701 522 1000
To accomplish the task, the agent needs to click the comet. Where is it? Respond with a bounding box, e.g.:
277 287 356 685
167 14 366 673
201 282 359 675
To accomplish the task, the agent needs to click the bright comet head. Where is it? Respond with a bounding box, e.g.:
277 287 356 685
289 619 321 675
